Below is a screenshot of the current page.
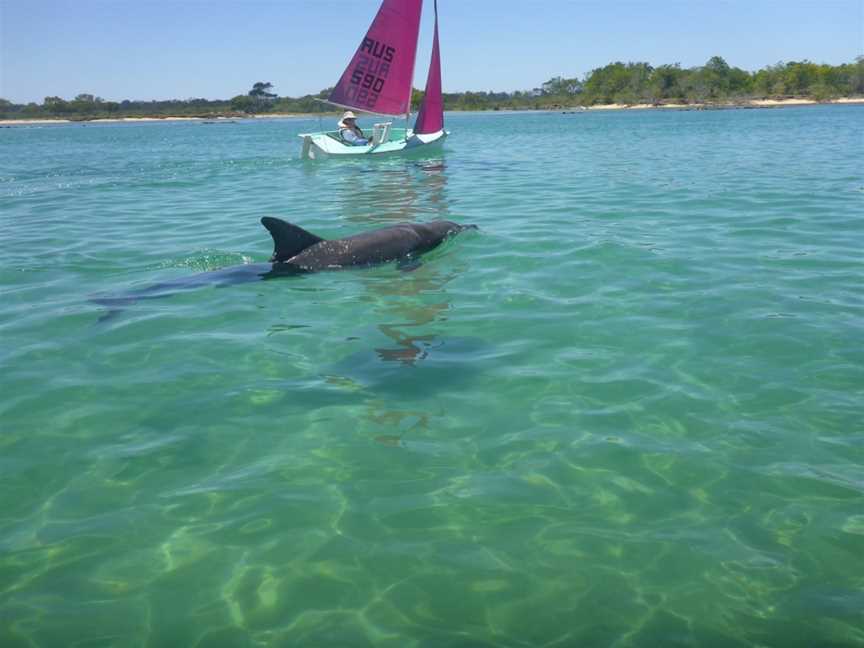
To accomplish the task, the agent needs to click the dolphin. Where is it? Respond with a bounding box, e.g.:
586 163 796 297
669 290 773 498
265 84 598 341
260 217 475 270
92 217 476 319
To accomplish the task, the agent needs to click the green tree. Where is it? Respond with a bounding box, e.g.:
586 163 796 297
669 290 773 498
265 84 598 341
727 66 753 97
540 76 583 96
43 96 70 113
582 62 631 104
648 64 685 102
230 95 256 112
783 61 820 95
249 82 277 99
626 62 653 101
752 64 785 96
581 62 655 104
702 56 731 98
245 82 277 113
850 56 864 94
411 87 425 110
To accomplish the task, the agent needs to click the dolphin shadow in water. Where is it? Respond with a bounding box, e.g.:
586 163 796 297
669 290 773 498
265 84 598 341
92 217 477 321
325 335 494 398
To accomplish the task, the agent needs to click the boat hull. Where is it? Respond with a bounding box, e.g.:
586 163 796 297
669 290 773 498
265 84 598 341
299 130 447 160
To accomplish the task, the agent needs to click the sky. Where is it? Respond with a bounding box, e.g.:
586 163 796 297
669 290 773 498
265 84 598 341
1 0 862 104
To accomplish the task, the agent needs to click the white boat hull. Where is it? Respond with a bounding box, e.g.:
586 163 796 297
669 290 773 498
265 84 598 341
299 130 447 160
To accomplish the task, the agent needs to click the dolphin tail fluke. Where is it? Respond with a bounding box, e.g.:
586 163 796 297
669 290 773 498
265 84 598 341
261 217 324 263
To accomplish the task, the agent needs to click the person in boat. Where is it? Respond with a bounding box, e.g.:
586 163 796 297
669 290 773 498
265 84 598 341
338 111 369 145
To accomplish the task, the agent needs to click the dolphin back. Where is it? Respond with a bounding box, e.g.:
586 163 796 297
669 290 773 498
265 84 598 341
261 217 325 262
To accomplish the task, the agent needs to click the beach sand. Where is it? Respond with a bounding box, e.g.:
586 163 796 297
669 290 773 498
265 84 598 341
586 97 864 111
90 116 205 123
0 118 73 125
0 116 233 126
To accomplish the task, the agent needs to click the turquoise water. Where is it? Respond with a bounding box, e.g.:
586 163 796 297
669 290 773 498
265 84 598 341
1 107 863 647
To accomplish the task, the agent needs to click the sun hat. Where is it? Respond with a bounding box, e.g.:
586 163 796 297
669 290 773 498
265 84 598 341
338 110 358 128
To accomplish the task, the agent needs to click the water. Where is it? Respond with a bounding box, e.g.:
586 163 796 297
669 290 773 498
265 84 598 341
1 107 862 647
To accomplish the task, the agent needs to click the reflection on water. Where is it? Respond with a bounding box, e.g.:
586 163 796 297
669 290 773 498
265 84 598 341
313 265 474 450
374 326 437 365
372 405 432 449
414 159 449 216
370 268 455 366
325 267 463 388
303 157 451 224
283 156 479 450
328 158 462 370
329 207 479 446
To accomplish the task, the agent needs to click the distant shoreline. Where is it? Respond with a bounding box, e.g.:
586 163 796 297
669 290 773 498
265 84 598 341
582 97 864 111
2 97 862 126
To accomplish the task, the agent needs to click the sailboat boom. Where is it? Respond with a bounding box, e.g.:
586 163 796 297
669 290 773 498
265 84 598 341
312 97 408 119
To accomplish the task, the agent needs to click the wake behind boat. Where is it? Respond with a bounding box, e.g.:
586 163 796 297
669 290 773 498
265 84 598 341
299 0 447 160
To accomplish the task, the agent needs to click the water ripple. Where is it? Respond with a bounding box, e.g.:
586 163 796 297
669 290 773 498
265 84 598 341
1 107 862 646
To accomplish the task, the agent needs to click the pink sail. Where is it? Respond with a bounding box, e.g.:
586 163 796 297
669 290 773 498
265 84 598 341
413 0 444 134
328 0 423 117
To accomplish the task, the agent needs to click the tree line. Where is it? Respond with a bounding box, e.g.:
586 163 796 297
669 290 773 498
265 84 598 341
439 56 864 110
2 56 862 120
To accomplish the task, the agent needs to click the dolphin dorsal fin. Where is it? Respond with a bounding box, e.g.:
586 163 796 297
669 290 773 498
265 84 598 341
261 217 325 262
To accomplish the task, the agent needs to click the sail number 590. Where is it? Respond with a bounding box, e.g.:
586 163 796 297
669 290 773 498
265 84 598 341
347 71 384 108
350 70 385 94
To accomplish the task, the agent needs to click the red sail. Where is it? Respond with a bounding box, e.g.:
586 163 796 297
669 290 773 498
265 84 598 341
413 0 443 134
328 0 423 117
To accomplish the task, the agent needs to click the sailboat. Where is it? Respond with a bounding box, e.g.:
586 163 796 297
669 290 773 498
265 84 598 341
299 0 447 159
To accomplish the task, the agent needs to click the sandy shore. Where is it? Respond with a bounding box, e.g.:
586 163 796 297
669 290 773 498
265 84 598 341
0 118 74 125
91 116 206 123
584 97 864 111
0 116 239 126
2 98 862 126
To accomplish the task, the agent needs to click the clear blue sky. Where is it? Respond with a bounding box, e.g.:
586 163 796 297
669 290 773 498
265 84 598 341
1 0 862 103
